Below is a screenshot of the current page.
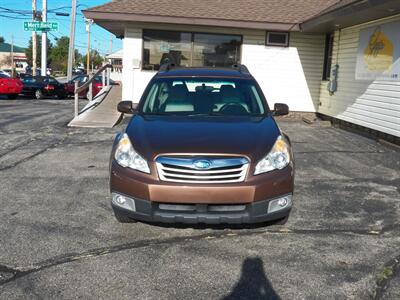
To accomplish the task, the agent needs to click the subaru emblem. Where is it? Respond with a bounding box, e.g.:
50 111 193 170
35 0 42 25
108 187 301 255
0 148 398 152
193 160 212 170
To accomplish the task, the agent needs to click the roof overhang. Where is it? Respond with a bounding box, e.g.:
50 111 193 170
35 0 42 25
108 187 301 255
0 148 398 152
82 10 299 37
301 0 400 32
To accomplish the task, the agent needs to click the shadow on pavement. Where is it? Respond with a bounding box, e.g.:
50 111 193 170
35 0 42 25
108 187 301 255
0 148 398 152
222 257 281 300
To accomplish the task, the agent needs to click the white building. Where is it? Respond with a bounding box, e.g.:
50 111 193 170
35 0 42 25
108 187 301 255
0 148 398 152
0 43 28 72
106 49 123 82
84 0 400 139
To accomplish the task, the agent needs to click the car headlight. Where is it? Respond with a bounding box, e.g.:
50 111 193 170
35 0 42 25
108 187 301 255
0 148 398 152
114 133 150 174
254 135 290 175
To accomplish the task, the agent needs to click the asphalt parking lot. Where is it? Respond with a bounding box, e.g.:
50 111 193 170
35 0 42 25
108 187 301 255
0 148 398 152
0 98 399 299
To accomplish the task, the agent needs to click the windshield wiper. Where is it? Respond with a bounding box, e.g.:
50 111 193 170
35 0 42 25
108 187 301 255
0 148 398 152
142 112 267 117
187 113 266 117
186 113 223 117
141 112 176 116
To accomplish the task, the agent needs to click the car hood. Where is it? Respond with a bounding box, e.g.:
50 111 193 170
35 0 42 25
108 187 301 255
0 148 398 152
125 115 281 162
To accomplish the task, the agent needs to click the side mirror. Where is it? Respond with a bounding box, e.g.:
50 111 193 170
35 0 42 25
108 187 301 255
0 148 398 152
273 103 289 116
117 101 137 114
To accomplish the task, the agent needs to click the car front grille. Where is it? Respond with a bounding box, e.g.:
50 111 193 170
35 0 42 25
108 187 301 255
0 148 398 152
155 156 249 184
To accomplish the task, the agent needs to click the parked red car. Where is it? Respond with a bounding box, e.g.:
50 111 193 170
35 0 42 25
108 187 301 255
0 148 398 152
65 75 119 99
0 73 23 99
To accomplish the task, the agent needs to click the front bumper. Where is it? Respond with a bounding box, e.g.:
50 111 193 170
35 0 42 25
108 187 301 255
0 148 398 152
110 160 294 224
110 161 294 204
111 194 292 224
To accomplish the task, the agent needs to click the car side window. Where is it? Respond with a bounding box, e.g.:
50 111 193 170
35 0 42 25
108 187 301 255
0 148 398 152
23 78 36 83
142 84 160 113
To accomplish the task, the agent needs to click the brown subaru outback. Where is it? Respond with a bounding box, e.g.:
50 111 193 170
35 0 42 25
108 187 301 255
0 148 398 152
110 64 294 225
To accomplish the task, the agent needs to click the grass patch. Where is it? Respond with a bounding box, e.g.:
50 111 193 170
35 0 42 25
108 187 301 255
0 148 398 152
377 266 393 283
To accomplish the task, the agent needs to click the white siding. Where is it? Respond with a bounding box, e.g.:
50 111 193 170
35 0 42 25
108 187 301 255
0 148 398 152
318 15 400 137
122 23 325 112
122 27 155 101
243 32 325 111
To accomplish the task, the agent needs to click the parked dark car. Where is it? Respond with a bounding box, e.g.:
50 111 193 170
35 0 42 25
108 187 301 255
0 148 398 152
65 75 119 99
21 76 66 99
109 64 294 225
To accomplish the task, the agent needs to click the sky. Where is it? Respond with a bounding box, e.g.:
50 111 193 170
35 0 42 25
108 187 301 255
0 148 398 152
0 0 122 55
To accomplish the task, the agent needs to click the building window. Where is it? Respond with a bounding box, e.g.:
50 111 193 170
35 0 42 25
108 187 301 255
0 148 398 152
142 30 242 71
323 33 334 80
265 32 289 47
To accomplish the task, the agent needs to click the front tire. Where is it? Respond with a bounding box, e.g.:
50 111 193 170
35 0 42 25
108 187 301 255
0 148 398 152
35 89 44 100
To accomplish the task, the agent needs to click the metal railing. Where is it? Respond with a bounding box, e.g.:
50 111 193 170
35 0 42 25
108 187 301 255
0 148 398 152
74 63 113 117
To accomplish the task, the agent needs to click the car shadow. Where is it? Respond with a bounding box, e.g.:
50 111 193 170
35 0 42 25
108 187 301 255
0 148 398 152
222 257 281 300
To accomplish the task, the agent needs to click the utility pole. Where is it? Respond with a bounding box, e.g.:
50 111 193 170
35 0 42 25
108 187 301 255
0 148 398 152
10 35 14 77
32 0 37 76
41 0 47 76
67 0 77 81
86 19 92 74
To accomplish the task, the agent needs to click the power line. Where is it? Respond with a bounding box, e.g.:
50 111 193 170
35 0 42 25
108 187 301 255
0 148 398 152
0 13 29 20
0 1 121 56
0 7 31 16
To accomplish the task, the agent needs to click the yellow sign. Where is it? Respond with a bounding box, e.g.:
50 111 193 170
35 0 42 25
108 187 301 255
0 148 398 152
356 21 400 81
364 27 393 72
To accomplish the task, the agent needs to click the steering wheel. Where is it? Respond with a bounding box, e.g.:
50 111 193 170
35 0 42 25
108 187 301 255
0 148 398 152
219 103 248 114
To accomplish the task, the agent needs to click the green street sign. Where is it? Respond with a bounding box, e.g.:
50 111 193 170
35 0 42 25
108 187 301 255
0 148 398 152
24 21 59 32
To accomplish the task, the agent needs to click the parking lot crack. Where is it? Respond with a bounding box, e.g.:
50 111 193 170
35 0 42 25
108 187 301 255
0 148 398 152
0 264 25 284
0 232 242 285
1 224 399 286
0 138 38 159
0 137 67 171
373 253 400 299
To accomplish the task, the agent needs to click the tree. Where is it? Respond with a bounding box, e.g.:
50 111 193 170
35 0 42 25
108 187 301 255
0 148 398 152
81 50 104 70
74 49 82 68
0 36 4 43
25 35 53 68
49 36 69 73
48 37 83 73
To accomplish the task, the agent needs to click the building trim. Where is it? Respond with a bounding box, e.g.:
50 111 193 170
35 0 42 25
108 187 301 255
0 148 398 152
83 11 300 31
300 0 400 32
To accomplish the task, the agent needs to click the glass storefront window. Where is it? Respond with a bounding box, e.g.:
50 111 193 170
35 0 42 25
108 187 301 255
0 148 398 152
143 30 242 71
143 30 192 71
192 33 241 68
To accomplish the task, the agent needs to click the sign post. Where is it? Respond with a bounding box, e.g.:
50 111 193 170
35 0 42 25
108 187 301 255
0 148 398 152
41 0 47 76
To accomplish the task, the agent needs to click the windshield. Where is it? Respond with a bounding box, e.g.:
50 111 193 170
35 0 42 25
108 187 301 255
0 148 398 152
140 78 267 116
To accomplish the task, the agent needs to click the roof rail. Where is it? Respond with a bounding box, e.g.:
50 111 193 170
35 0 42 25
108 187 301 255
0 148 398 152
232 64 250 74
158 62 176 72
